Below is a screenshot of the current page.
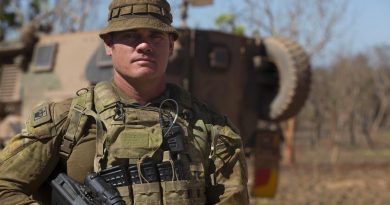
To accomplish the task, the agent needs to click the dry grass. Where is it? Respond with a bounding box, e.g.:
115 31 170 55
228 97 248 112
250 135 390 205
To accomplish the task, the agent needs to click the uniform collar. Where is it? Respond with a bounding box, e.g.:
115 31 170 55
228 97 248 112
111 81 171 106
110 81 192 109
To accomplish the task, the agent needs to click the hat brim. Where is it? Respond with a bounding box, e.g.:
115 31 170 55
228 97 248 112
99 15 178 40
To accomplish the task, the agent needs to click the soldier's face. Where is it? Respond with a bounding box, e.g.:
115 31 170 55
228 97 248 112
104 29 173 83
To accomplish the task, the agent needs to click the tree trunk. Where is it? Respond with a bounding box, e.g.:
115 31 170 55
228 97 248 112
282 118 296 165
349 113 356 146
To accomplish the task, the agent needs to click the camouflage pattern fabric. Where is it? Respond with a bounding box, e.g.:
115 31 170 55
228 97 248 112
99 0 179 40
0 82 249 204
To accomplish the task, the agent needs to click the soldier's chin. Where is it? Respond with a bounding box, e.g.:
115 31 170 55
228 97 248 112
132 68 162 80
137 61 159 71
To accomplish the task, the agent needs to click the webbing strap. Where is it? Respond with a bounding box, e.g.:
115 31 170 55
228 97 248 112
81 109 106 172
60 103 86 158
93 82 123 171
109 3 172 23
205 124 218 186
61 99 106 171
60 87 93 160
94 81 121 114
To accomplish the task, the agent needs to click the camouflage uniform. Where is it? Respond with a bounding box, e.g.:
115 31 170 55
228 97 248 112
0 0 249 204
0 82 248 205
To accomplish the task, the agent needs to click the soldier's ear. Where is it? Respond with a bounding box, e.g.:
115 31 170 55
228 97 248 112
103 34 114 56
104 42 113 56
104 43 113 56
169 34 174 55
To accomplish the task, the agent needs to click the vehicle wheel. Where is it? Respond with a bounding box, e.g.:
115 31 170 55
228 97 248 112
258 37 311 121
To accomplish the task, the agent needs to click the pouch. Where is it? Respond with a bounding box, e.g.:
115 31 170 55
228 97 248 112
117 185 133 205
132 182 161 205
189 181 206 205
161 180 190 205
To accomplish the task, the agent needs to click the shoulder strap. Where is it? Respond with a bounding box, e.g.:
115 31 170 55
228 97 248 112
94 81 121 113
92 81 122 171
166 83 193 110
59 86 94 160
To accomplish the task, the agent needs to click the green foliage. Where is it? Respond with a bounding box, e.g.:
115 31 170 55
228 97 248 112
232 25 245 36
215 13 245 36
0 0 19 40
2 12 17 25
29 0 41 19
215 14 235 27
0 0 48 41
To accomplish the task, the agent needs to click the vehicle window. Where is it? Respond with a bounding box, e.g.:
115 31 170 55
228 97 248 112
210 46 230 70
31 43 58 72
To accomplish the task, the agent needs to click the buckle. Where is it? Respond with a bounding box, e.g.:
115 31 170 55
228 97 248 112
60 137 74 158
73 104 86 113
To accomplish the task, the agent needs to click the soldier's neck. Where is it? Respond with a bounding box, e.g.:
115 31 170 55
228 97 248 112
113 72 166 105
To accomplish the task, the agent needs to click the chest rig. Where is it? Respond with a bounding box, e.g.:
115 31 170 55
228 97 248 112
65 81 208 205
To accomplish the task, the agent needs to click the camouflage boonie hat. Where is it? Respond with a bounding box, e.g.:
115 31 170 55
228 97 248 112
100 0 178 40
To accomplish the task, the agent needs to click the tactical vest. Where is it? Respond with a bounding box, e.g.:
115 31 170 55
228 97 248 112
61 81 210 205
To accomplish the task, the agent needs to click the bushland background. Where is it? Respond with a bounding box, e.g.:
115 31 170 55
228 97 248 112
1 0 390 204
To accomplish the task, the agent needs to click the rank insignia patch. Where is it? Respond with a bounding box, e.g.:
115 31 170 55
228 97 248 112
31 102 51 127
34 107 47 121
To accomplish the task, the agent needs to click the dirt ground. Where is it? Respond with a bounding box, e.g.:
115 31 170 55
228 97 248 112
250 135 390 205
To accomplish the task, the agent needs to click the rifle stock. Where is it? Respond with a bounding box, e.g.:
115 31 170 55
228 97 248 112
51 173 95 205
51 172 125 205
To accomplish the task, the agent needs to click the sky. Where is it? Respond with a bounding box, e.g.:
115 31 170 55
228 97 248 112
166 0 390 66
76 1 390 57
345 0 390 53
14 0 390 66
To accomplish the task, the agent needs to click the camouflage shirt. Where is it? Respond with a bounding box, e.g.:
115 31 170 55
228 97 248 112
0 82 249 205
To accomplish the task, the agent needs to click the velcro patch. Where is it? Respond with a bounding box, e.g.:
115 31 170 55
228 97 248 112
31 102 52 127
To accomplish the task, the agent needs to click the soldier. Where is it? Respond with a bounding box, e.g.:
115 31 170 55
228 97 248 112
0 0 249 204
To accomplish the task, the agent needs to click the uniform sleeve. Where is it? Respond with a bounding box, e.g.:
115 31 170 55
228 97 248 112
206 124 249 205
0 134 60 204
0 101 70 205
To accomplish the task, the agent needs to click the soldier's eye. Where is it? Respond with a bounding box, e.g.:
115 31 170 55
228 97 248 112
150 32 165 43
124 33 139 40
151 33 163 38
115 32 140 44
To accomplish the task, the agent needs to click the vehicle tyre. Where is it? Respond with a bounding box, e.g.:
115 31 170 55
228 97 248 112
260 37 311 121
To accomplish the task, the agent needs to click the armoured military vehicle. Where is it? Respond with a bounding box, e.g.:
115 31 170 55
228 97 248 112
0 26 310 197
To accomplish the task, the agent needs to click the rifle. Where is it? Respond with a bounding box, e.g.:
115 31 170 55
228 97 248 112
51 172 125 205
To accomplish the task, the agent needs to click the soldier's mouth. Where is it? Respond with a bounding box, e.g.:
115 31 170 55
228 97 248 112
133 58 156 63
